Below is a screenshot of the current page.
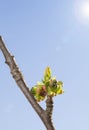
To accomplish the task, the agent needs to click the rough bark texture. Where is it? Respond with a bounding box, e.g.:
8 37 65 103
0 36 55 130
46 96 55 130
46 96 53 120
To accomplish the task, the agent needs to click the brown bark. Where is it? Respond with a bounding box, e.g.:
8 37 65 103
0 36 55 130
46 96 55 129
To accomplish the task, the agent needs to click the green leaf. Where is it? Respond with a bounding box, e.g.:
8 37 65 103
49 78 57 88
57 81 63 87
43 67 52 83
56 81 64 95
31 86 37 96
35 95 45 102
31 84 47 102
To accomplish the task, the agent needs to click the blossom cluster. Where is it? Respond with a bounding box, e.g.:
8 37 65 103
31 67 64 102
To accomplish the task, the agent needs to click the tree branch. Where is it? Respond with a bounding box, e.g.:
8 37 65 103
0 36 55 130
46 96 55 130
46 96 53 119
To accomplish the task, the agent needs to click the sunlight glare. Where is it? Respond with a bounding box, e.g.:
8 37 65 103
74 0 89 24
81 2 89 18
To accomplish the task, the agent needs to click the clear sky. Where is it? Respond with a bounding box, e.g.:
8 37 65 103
0 0 89 130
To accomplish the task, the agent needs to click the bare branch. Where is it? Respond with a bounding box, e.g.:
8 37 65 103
0 36 55 130
46 96 55 130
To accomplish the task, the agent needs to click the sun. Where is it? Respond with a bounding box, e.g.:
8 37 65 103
74 1 89 24
80 2 89 18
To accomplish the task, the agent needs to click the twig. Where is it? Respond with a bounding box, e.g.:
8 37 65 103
0 36 55 130
46 96 55 130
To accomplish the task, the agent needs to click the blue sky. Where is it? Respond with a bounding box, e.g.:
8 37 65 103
0 0 89 130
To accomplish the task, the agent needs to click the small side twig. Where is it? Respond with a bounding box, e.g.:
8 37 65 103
46 96 55 130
